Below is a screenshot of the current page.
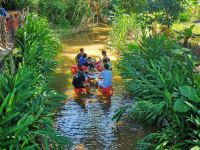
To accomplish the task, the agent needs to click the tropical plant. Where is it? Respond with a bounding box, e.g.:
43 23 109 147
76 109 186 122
38 0 91 28
0 14 69 149
178 0 200 22
0 67 69 149
175 25 200 47
109 12 141 51
116 0 148 14
116 33 200 149
16 14 60 74
1 0 33 10
147 0 185 27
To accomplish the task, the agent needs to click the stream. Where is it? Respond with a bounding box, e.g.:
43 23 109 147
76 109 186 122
52 25 153 150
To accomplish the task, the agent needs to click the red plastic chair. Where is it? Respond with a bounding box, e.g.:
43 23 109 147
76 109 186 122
71 65 78 75
74 88 86 94
13 15 18 30
5 18 11 32
97 66 103 72
101 86 113 97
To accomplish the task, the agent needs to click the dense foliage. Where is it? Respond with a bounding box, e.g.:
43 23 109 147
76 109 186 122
38 0 90 28
1 0 33 10
0 15 69 149
110 1 200 149
116 34 200 149
109 12 140 51
1 0 200 149
116 0 186 27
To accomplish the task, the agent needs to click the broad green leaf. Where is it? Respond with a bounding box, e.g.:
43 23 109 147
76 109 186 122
190 146 200 150
173 98 190 112
185 101 198 111
179 86 200 102
112 106 129 122
6 89 16 113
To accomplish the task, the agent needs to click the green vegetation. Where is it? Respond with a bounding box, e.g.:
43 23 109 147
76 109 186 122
38 0 90 28
111 0 200 149
116 34 199 149
109 12 140 51
0 15 69 149
1 0 200 149
1 0 33 10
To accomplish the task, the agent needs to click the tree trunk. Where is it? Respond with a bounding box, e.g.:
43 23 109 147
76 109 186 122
183 37 190 47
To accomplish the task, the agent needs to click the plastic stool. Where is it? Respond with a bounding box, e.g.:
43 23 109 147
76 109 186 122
97 66 102 72
74 88 86 94
71 65 78 75
101 86 113 97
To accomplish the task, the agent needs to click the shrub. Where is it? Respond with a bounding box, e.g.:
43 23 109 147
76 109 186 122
116 34 200 149
16 14 60 74
1 0 33 10
109 12 141 51
0 14 69 149
38 0 89 28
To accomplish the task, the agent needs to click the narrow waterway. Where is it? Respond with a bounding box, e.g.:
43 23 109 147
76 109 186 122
52 25 153 150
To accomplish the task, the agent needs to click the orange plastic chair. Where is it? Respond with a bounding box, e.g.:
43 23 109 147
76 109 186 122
5 18 11 32
13 15 18 30
71 65 78 75
97 66 103 72
101 86 113 97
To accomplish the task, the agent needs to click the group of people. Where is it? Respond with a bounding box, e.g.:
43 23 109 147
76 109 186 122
72 48 112 93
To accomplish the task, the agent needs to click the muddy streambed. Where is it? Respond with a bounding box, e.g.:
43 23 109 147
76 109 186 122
52 25 154 150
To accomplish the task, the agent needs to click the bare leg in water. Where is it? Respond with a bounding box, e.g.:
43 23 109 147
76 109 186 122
83 83 90 94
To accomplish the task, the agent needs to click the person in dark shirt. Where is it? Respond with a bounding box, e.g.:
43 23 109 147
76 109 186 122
85 57 95 70
75 48 84 63
101 58 112 70
72 66 90 93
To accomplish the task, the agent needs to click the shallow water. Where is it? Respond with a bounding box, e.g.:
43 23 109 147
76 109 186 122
53 25 154 150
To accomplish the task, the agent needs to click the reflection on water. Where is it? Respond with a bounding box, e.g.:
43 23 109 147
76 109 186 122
53 25 154 150
55 87 153 150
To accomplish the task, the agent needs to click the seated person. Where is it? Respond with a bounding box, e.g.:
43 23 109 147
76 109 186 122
78 53 87 67
101 58 112 70
96 50 110 68
99 50 110 62
97 64 112 88
85 57 97 72
75 48 84 63
72 66 90 93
